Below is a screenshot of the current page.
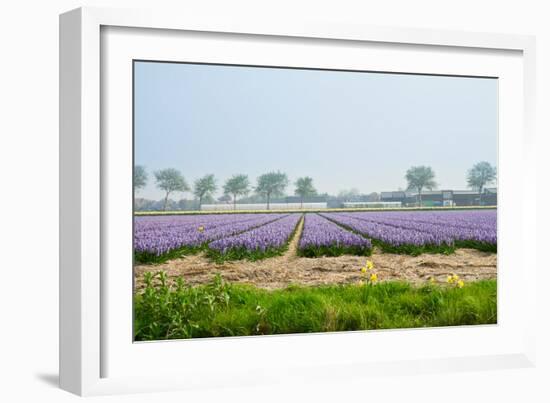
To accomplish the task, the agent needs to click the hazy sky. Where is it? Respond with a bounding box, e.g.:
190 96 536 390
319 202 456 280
134 61 497 200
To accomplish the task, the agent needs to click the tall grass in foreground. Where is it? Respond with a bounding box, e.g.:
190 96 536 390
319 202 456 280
134 272 497 341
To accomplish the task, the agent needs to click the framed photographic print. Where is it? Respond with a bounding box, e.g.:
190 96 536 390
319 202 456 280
60 7 537 396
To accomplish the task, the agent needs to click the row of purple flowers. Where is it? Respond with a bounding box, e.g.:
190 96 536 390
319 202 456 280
335 210 496 245
298 214 372 257
134 213 286 257
208 214 302 259
320 210 496 254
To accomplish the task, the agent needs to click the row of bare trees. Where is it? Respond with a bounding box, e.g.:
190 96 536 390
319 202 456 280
134 168 317 211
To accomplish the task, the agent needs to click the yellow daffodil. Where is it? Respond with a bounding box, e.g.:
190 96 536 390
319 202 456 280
370 273 378 283
447 275 455 284
452 273 459 281
366 260 374 270
457 280 465 288
360 267 367 274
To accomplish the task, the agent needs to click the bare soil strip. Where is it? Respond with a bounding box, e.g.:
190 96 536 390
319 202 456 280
134 218 496 290
283 214 304 261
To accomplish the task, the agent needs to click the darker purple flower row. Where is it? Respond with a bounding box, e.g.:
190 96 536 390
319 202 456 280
321 210 496 247
134 214 286 256
299 214 371 251
209 214 301 254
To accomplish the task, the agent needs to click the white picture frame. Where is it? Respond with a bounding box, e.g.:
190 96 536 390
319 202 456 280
59 6 537 396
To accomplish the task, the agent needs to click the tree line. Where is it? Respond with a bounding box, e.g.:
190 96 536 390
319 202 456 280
134 161 496 211
405 162 496 205
134 168 317 211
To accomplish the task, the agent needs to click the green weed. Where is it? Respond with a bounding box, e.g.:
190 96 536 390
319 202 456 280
134 272 497 341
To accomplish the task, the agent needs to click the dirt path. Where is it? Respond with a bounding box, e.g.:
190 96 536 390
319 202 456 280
282 214 304 261
134 218 497 290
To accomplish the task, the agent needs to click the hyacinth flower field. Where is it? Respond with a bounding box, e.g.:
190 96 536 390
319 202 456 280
133 209 498 340
134 209 497 341
134 209 496 263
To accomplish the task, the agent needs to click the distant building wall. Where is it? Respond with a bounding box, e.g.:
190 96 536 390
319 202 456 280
380 189 497 207
201 202 328 211
284 196 328 203
342 202 402 208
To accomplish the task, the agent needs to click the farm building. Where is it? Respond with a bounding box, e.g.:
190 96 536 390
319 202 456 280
284 195 328 204
201 202 328 211
342 201 402 209
380 188 497 207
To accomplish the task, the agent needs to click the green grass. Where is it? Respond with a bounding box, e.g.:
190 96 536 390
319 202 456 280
298 244 372 258
134 245 204 264
371 239 456 256
371 239 496 256
205 245 289 263
134 272 497 341
454 240 497 253
372 239 497 255
136 243 291 265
